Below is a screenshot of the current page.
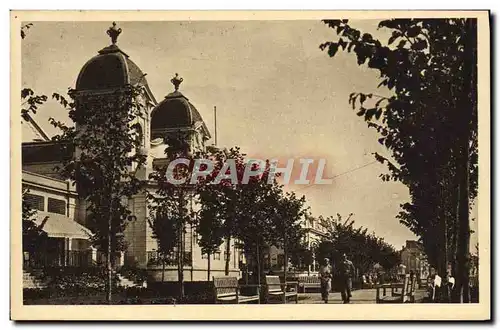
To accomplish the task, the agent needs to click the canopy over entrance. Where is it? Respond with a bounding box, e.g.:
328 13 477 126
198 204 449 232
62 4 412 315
34 212 92 240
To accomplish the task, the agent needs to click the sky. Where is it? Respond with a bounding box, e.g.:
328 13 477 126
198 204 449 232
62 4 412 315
21 20 478 250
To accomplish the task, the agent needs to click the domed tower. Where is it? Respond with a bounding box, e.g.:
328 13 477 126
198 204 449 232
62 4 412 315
74 22 157 160
73 22 157 267
149 73 211 165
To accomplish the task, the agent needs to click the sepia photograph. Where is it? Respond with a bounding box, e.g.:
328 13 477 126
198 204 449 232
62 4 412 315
10 10 490 320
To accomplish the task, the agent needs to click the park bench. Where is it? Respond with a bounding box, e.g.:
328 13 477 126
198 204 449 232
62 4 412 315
213 276 261 304
392 274 417 302
298 276 321 293
376 274 410 304
265 275 299 304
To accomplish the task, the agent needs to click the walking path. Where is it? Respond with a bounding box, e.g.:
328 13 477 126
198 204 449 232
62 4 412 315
297 288 428 304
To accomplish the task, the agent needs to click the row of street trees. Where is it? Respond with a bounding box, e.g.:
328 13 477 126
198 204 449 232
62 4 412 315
320 18 478 302
147 141 309 297
314 213 400 276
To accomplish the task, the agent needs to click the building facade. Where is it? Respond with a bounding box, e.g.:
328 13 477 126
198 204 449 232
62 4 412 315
22 22 240 281
263 215 328 277
400 240 430 279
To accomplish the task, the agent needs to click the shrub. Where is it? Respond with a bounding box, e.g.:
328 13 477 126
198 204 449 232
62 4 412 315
118 265 148 285
34 267 119 295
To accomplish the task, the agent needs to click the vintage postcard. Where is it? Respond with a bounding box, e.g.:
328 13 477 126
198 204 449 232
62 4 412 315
11 10 490 321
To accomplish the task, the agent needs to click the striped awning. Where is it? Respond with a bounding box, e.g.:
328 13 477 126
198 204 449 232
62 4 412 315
34 212 92 240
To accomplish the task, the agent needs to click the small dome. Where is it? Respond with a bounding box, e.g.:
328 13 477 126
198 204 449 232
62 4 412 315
150 73 204 133
76 45 148 91
151 91 203 131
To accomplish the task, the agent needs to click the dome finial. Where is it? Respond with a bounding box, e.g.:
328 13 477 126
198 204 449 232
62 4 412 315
171 73 183 91
107 22 122 45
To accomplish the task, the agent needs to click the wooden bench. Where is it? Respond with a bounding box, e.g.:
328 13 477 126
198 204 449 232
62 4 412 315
298 276 321 293
391 274 417 302
213 276 261 304
376 275 410 304
265 275 299 304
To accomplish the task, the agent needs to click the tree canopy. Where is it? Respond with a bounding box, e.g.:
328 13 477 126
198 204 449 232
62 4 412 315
320 19 477 301
316 213 400 275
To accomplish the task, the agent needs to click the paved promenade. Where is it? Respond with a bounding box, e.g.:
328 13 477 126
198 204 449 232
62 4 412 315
297 288 428 304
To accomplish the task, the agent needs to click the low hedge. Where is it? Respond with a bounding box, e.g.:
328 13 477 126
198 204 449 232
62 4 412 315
24 286 212 305
117 265 148 285
29 267 120 295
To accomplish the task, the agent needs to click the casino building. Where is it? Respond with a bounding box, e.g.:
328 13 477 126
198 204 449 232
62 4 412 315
22 22 241 283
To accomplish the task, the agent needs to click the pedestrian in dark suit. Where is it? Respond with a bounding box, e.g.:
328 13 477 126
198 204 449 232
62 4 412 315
338 253 355 303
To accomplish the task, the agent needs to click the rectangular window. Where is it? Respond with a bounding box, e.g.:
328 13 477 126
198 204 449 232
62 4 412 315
25 193 44 211
184 226 192 252
214 252 221 260
224 251 230 261
48 198 66 215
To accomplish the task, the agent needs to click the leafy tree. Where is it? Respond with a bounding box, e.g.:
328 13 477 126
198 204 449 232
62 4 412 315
195 146 249 276
289 245 313 271
230 161 279 284
194 147 232 279
315 239 335 267
270 191 308 281
21 24 48 122
49 86 147 303
22 189 48 264
195 193 224 280
147 134 195 298
21 23 33 39
319 213 400 276
21 88 47 118
320 19 477 302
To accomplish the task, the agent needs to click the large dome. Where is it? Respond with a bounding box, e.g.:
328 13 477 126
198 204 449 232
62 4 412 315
76 44 148 91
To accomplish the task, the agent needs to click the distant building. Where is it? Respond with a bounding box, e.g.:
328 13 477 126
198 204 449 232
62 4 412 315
400 240 429 279
303 216 328 274
263 215 328 276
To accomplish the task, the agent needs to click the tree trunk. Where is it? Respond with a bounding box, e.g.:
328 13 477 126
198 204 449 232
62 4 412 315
162 258 165 283
455 18 476 304
283 241 288 304
439 180 449 279
107 212 113 304
244 252 249 284
256 241 261 287
225 236 231 275
178 224 185 299
177 190 186 299
283 232 288 281
451 183 462 303
207 252 211 281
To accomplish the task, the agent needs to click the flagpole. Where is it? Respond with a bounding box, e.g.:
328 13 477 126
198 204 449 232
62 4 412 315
214 106 217 146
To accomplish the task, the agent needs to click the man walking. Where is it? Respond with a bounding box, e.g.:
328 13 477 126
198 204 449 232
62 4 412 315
338 253 355 304
318 258 333 303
